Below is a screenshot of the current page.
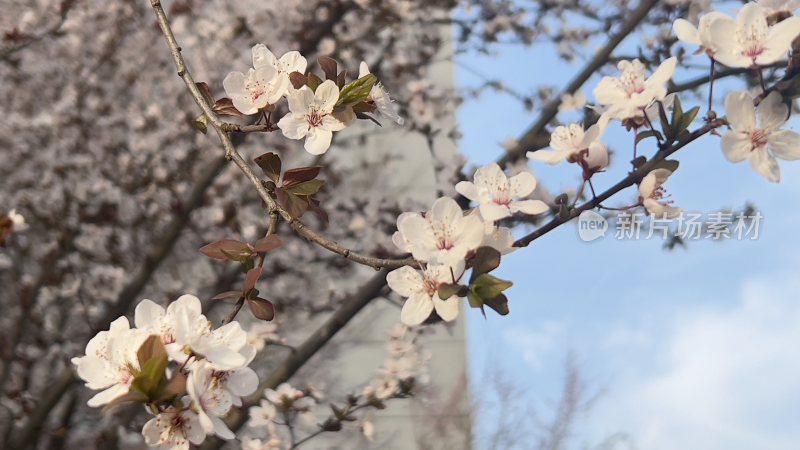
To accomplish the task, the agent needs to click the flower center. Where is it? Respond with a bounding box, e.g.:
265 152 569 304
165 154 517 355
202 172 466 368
307 109 324 128
750 129 768 149
422 277 439 296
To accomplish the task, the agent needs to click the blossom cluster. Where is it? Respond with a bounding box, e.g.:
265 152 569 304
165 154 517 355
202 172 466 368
389 162 547 325
673 2 800 181
383 0 800 325
71 295 258 449
223 45 403 155
245 382 319 449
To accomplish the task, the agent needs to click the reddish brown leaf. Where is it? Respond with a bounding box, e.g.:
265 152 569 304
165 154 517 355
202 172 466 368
212 97 245 117
243 266 262 294
211 291 242 301
318 56 338 80
289 71 307 90
199 239 252 261
195 82 214 106
254 152 282 182
254 235 282 253
282 166 321 186
247 297 275 321
275 187 309 219
156 371 187 402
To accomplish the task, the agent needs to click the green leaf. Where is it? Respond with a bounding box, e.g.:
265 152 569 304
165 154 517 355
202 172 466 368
484 293 510 316
679 106 700 134
136 335 167 369
194 114 208 134
466 291 483 309
635 129 663 145
132 336 169 400
254 152 282 183
469 247 502 282
285 179 325 196
336 74 377 107
471 274 513 300
657 101 671 139
437 283 463 300
654 159 680 173
307 72 323 91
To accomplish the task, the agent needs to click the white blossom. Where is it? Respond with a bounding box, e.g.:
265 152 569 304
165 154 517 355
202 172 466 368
593 57 676 122
392 197 485 266
252 44 307 91
528 123 608 170
709 3 800 68
242 437 283 450
223 45 287 115
247 399 277 428
7 209 27 231
386 262 464 325
455 163 548 222
359 61 404 125
558 90 586 113
70 317 148 407
135 295 252 370
639 169 682 218
721 91 800 182
142 406 205 450
186 362 237 439
277 80 347 155
673 12 729 54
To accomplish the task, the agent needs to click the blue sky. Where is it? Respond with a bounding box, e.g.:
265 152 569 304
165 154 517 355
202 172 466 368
457 21 800 450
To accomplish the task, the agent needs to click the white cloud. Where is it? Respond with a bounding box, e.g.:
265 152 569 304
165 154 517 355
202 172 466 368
588 272 800 450
503 321 566 369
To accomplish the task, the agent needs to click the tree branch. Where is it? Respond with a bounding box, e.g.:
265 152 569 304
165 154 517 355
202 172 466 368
149 0 415 271
497 0 660 168
514 119 726 247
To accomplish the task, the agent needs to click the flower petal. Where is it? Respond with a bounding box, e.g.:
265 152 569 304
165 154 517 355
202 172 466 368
509 171 537 197
277 114 309 140
252 44 277 68
304 127 333 155
455 181 480 202
433 296 459 322
768 129 800 160
510 200 549 216
673 18 701 45
386 266 424 298
400 293 434 326
724 91 756 131
315 80 340 114
760 15 800 65
721 132 753 163
478 203 511 222
757 91 788 131
222 72 246 96
750 147 781 182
